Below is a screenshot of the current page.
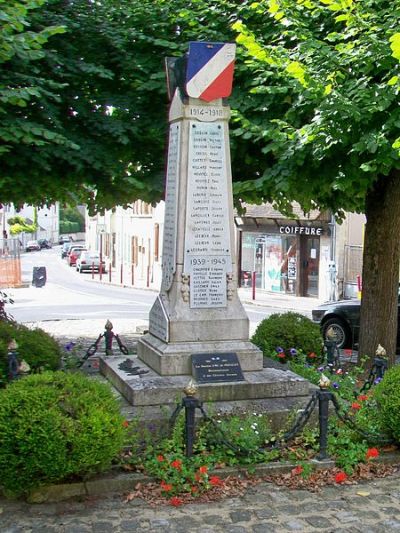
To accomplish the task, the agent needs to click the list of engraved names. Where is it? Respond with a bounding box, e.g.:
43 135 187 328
161 123 180 291
184 120 232 308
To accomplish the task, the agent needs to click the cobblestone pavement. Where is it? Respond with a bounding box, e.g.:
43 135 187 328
2 472 400 532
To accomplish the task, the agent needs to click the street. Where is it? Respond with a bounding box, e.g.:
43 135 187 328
6 246 289 335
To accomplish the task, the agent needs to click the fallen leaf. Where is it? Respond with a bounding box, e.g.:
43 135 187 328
356 491 370 497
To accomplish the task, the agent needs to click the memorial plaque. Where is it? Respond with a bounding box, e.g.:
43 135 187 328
161 123 181 292
149 296 169 342
192 352 245 383
184 121 232 308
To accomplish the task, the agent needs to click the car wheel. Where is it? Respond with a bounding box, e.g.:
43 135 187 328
322 318 351 349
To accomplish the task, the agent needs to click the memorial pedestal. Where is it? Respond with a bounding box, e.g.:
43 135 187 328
100 355 312 413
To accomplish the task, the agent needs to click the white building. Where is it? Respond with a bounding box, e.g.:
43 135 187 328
85 201 164 289
1 204 59 246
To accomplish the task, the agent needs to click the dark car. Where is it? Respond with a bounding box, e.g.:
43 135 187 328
38 239 52 249
312 299 374 350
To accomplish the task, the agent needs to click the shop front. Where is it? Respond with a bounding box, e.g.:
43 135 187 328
236 209 331 298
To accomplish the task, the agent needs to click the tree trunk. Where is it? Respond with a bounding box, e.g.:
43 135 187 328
359 170 400 367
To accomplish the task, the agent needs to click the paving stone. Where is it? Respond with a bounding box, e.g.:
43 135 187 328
254 509 277 520
282 519 308 531
92 521 116 532
252 523 279 533
229 510 253 523
334 511 359 523
149 518 171 528
305 515 334 528
120 520 141 531
202 515 225 525
224 527 249 533
381 520 400 529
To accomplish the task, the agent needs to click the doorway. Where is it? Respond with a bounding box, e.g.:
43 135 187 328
299 236 320 297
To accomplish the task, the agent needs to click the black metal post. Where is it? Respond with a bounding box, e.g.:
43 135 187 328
182 395 200 458
374 357 388 380
324 339 339 368
316 388 332 460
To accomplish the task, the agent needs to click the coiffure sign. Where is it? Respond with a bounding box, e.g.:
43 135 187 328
279 226 323 236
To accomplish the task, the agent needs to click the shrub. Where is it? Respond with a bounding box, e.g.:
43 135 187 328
373 365 400 442
0 371 127 496
0 321 61 382
251 312 323 358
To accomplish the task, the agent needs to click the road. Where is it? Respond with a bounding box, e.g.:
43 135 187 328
7 246 283 334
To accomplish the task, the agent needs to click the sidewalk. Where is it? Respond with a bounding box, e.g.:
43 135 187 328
2 469 400 531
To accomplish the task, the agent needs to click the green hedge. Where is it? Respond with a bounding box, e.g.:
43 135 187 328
0 371 127 496
374 365 400 442
0 321 61 384
251 311 323 358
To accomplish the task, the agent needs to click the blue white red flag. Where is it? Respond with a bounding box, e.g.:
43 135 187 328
185 42 236 102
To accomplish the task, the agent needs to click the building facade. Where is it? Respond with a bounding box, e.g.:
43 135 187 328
86 201 365 300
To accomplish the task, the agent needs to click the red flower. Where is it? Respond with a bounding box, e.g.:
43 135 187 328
160 481 173 492
210 475 223 486
351 402 361 410
366 447 379 459
156 455 165 462
198 465 208 474
335 471 347 483
170 496 183 507
277 352 286 359
122 420 129 428
357 395 369 401
171 459 182 470
191 486 198 493
308 353 317 359
195 472 202 482
293 465 304 475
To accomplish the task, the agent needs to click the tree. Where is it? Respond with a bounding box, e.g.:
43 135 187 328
230 0 400 363
0 0 262 211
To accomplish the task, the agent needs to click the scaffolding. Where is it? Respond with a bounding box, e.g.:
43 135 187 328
0 239 22 288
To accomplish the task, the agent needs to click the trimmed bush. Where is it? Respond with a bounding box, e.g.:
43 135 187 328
0 321 61 382
0 371 127 496
251 311 323 358
373 365 400 442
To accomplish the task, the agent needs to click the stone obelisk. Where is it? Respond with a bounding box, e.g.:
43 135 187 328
137 42 263 375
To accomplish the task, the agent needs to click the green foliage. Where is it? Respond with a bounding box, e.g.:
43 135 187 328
0 371 127 496
59 205 85 233
207 412 273 453
231 0 400 214
7 215 37 235
0 321 61 381
328 423 369 475
59 220 80 234
374 365 400 442
251 312 323 358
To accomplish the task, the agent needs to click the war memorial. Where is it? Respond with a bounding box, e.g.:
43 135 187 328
100 42 311 418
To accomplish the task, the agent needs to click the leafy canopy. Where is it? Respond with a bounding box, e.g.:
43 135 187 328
230 0 400 217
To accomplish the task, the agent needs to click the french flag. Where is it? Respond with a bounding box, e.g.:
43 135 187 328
185 42 236 102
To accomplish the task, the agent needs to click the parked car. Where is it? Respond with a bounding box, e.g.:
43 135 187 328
312 299 397 350
25 240 41 252
59 235 71 245
38 239 52 249
61 242 71 258
67 247 86 266
76 251 106 273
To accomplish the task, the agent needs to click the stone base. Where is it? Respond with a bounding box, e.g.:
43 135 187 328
100 355 312 408
137 333 263 375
